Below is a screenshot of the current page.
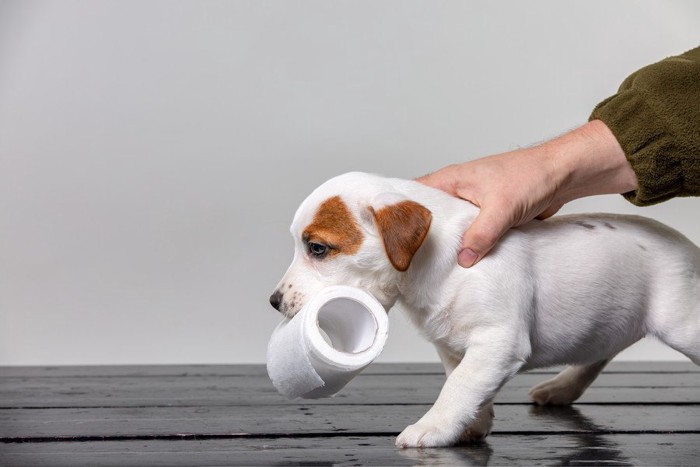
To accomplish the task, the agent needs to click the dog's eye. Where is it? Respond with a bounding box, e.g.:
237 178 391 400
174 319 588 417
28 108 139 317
307 242 329 258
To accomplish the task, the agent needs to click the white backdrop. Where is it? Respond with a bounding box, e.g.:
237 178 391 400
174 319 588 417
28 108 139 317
1 1 699 365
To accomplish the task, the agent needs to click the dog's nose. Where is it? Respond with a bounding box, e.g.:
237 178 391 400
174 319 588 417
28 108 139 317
269 290 283 311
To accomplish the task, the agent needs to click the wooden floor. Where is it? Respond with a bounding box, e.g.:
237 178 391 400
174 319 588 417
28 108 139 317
0 362 698 466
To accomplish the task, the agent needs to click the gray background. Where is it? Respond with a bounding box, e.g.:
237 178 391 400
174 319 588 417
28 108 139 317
2 1 699 365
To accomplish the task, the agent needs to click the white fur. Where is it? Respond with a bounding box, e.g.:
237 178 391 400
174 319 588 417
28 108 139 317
272 172 700 447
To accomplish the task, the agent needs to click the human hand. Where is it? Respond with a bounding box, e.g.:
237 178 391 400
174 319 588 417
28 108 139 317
418 148 563 267
418 120 638 267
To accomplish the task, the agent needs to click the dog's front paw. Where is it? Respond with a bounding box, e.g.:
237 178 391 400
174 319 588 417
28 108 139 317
462 416 492 442
529 377 581 406
460 403 494 443
396 421 460 448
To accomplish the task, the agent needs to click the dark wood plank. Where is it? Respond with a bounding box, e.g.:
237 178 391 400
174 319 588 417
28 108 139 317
5 372 700 388
1 434 698 466
1 404 698 440
1 361 696 378
2 372 698 408
2 386 698 408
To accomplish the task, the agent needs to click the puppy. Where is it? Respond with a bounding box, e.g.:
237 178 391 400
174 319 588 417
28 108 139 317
270 172 700 448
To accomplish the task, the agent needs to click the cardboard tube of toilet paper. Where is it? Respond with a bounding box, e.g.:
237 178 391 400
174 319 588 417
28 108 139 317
266 285 389 399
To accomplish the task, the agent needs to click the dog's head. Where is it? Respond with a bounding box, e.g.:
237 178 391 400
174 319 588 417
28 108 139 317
270 172 432 317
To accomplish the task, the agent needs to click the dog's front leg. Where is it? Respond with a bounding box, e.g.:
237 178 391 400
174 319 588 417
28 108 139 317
397 335 526 448
437 344 495 441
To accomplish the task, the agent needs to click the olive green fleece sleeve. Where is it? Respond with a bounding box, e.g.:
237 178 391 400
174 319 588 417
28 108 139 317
590 46 700 206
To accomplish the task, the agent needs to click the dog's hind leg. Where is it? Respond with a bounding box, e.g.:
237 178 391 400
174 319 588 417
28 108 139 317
529 358 612 406
660 333 700 367
648 284 700 366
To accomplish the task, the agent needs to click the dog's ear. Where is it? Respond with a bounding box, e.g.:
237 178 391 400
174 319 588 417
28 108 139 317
369 195 432 272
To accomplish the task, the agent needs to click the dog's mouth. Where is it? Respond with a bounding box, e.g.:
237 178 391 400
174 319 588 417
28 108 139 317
270 296 294 319
280 302 303 319
281 311 297 319
281 289 306 318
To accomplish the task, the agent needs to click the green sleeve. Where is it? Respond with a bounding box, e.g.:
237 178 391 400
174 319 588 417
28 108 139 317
590 46 700 206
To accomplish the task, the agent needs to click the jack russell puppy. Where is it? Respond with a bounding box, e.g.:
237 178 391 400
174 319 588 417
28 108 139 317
269 172 700 448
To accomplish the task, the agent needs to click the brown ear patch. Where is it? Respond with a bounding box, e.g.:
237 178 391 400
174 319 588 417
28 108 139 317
303 196 364 256
371 200 432 271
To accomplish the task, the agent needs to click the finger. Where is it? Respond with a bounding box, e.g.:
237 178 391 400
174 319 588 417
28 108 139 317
415 170 448 191
414 171 434 183
415 166 459 194
459 207 512 268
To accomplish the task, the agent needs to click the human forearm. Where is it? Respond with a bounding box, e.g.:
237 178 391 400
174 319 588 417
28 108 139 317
546 119 638 207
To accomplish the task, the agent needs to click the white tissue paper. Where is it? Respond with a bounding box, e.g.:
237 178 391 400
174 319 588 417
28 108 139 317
266 285 389 399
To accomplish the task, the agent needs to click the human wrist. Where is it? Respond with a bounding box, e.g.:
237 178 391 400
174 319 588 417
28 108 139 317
546 120 637 206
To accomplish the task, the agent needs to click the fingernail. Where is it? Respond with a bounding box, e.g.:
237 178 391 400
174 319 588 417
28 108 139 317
458 248 478 268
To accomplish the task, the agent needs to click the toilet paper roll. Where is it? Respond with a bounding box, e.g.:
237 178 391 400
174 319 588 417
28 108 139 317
266 285 389 399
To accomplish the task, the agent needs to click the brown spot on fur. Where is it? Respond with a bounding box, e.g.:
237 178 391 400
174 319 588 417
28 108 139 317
370 200 432 272
303 196 364 256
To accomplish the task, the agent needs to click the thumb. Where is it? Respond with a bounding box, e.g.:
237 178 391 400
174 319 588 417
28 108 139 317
458 207 512 268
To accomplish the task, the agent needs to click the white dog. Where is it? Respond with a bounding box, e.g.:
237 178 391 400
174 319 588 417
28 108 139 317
270 172 700 448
